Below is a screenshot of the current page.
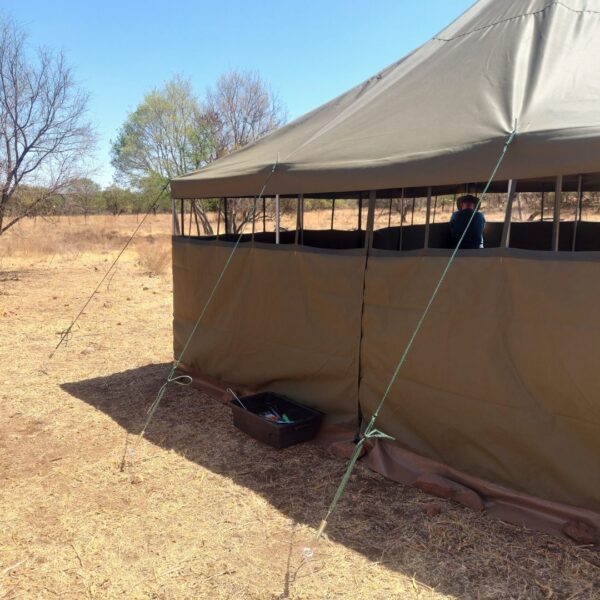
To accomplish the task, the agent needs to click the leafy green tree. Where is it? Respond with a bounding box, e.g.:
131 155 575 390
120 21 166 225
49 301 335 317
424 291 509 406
111 76 215 188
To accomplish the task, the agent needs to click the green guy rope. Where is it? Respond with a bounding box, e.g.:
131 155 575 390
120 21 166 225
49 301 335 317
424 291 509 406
312 124 518 546
47 182 170 362
135 158 279 445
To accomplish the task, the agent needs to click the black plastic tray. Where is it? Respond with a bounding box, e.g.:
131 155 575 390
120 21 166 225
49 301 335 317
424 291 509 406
230 392 322 449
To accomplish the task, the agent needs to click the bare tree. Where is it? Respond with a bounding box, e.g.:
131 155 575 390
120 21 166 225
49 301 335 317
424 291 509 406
0 17 94 235
207 69 287 158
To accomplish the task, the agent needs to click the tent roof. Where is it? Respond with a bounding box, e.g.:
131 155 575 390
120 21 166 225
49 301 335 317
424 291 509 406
171 0 600 199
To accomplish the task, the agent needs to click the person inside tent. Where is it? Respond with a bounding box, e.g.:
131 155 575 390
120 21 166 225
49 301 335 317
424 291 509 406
449 194 485 249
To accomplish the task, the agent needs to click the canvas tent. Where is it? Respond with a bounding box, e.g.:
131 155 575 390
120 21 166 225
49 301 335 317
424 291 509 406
171 0 600 538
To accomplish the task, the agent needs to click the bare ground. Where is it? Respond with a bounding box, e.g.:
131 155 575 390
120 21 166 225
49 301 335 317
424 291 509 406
0 215 599 599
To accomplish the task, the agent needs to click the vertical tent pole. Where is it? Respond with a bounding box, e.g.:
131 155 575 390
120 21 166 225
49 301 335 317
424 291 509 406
387 197 393 228
263 197 266 232
172 198 181 236
180 199 184 236
331 198 336 230
365 190 376 250
223 198 229 234
398 189 405 251
541 191 545 221
424 187 432 249
501 179 518 248
432 196 437 223
553 176 562 252
411 197 415 225
192 200 200 236
295 194 302 244
275 194 280 244
300 194 305 244
358 194 363 231
188 199 194 235
251 197 256 242
216 198 221 239
572 175 583 252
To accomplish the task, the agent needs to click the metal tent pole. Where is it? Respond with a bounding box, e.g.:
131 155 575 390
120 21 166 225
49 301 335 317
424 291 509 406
251 197 256 242
172 198 181 236
180 199 184 236
552 176 563 252
358 194 363 231
365 190 376 250
572 175 583 252
330 198 336 229
295 194 303 245
500 179 518 248
424 187 432 249
275 193 280 244
216 198 221 239
399 196 404 249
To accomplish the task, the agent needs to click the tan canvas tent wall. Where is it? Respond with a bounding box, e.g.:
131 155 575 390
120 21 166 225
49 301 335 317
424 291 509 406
171 0 600 536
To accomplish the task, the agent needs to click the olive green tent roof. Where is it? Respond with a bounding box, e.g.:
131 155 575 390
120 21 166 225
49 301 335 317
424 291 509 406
171 0 600 199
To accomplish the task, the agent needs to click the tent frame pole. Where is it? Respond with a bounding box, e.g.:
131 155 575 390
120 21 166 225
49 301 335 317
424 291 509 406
398 189 404 251
275 194 280 244
365 190 376 250
295 194 304 245
216 198 221 239
192 200 201 236
552 176 562 252
572 175 583 252
358 194 363 231
330 198 335 230
172 198 181 236
251 197 256 242
501 179 518 248
180 199 184 236
424 187 432 249
223 198 228 234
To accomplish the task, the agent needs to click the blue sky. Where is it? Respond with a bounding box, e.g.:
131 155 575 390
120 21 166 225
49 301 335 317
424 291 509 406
4 0 474 186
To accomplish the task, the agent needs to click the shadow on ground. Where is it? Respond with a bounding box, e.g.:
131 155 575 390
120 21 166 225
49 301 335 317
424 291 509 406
61 363 587 599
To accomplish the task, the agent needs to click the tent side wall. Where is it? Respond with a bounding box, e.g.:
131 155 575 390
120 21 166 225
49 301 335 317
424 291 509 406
359 251 600 513
172 238 365 426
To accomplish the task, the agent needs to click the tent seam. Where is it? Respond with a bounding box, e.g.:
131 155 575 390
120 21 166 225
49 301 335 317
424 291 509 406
434 1 600 42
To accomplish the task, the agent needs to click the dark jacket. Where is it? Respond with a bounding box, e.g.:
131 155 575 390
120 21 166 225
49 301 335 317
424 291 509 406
450 209 485 249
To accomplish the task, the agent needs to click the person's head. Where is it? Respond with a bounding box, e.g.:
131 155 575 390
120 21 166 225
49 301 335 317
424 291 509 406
457 194 478 210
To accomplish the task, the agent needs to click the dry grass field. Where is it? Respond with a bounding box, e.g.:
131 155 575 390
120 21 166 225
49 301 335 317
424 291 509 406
1 214 599 599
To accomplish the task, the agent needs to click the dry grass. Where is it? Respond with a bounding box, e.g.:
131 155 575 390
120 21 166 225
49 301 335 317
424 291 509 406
0 215 598 599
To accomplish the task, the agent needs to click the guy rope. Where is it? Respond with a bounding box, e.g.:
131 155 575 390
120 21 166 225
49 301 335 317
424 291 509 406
310 123 518 548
